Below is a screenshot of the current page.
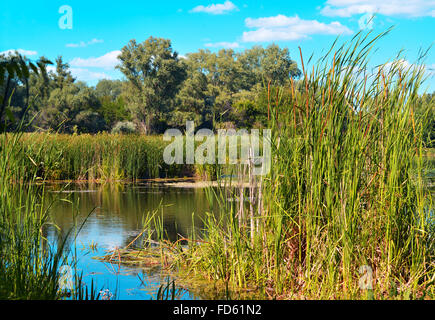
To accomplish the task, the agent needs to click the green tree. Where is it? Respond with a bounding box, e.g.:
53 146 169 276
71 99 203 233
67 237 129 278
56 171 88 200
95 79 123 99
52 56 75 90
181 45 301 129
38 71 104 133
173 63 213 129
239 44 301 86
95 79 128 128
117 37 187 133
99 95 129 128
0 52 52 131
28 56 53 112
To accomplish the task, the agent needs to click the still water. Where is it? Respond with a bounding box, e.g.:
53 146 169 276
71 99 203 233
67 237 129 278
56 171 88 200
42 181 215 300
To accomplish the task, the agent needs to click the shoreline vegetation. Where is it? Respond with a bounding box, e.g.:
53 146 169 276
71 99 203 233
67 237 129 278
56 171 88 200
2 132 249 182
3 133 190 181
0 132 101 299
1 30 434 300
104 32 434 300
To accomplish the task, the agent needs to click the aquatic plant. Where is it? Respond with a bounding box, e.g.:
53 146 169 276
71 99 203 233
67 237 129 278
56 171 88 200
1 133 189 181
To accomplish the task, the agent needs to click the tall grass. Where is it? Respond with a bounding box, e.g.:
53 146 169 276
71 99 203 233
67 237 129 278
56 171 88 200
170 30 434 299
3 133 191 182
0 130 101 299
5 132 249 182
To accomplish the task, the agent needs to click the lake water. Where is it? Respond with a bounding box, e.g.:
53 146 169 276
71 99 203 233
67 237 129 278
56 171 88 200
42 181 215 300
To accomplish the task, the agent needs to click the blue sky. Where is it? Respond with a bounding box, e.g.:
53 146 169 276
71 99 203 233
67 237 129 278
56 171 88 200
1 0 434 91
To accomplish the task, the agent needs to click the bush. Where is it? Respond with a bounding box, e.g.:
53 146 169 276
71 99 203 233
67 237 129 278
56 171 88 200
111 121 137 134
74 110 107 133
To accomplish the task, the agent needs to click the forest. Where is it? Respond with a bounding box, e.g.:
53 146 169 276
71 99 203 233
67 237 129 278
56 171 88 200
1 37 300 133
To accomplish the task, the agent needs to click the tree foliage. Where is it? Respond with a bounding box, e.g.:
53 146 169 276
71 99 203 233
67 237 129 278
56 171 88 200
4 35 432 141
117 37 187 133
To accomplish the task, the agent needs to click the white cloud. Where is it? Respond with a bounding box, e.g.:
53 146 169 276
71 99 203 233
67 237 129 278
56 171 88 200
0 49 38 56
66 38 104 48
191 1 238 15
245 15 301 28
205 41 240 48
70 68 112 81
69 50 121 69
320 0 435 18
242 14 353 42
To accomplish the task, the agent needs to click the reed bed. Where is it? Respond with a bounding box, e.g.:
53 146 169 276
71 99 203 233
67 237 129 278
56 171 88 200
2 132 246 182
0 131 102 299
123 30 434 299
1 133 192 182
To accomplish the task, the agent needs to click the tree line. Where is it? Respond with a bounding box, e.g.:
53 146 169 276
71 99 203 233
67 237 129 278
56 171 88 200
0 36 433 147
1 36 301 134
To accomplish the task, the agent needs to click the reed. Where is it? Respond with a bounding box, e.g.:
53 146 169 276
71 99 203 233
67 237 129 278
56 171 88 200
168 30 434 299
1 132 191 182
0 130 101 299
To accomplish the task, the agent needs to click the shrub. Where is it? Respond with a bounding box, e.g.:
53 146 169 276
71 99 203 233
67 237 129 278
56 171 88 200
111 121 137 134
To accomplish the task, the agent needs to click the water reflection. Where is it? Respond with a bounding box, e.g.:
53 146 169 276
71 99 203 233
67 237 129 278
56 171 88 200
42 181 215 300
